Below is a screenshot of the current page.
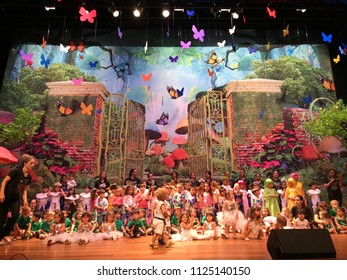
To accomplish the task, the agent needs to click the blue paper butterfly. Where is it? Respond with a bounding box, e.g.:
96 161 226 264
247 45 257 54
40 54 50 68
321 32 332 43
89 61 98 68
187 9 195 17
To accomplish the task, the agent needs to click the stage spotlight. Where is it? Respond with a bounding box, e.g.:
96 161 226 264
133 7 143 17
162 8 170 18
108 7 120 17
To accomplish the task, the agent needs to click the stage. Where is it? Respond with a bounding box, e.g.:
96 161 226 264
1 233 346 260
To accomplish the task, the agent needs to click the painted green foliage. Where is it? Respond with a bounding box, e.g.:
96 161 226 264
304 99 347 146
248 56 336 106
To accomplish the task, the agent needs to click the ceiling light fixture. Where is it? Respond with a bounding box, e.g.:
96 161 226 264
108 7 120 17
162 8 170 18
44 6 55 11
162 3 171 18
133 7 143 17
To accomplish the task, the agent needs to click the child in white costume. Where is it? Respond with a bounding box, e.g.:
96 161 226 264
79 186 92 212
96 212 123 241
45 211 72 246
73 212 95 245
49 182 64 211
306 183 321 212
172 213 210 242
217 190 246 239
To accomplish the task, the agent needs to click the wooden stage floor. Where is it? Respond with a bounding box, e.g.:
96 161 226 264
1 233 347 260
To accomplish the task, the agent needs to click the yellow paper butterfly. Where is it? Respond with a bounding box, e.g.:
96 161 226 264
333 55 340 64
80 102 93 115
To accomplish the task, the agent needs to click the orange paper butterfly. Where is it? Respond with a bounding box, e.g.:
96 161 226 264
142 73 152 81
80 102 93 115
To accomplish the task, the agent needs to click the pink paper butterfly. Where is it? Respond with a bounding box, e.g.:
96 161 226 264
180 41 191 49
79 7 97 23
72 77 84 85
19 50 33 62
192 25 205 42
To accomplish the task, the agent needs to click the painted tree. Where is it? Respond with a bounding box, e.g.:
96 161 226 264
248 56 336 107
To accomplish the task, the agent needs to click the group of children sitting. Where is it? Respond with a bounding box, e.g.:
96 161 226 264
8 176 347 248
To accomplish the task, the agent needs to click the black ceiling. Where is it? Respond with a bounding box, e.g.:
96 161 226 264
1 0 347 30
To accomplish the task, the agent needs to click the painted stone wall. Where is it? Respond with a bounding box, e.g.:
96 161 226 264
45 81 108 175
225 79 284 167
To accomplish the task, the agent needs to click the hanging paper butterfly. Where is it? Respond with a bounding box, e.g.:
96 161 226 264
118 26 123 39
72 77 84 85
69 41 85 52
288 48 294 55
89 61 98 68
56 100 75 117
231 43 237 52
79 7 97 23
319 75 336 91
80 102 93 115
266 41 271 51
339 43 347 55
259 111 263 119
142 73 152 81
59 44 70 53
266 7 276 18
192 25 205 42
169 55 179 62
283 25 289 37
96 109 102 115
207 68 214 77
42 36 47 49
167 86 184 99
155 112 169 126
186 9 195 17
247 45 257 54
144 41 148 53
40 54 50 68
206 51 225 68
229 26 236 35
333 54 340 64
180 41 191 49
301 94 313 107
19 50 33 62
217 40 226 47
321 32 332 43
215 66 222 72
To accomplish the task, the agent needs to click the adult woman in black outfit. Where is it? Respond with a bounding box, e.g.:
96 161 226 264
124 169 141 186
0 154 35 246
189 172 200 187
94 171 110 191
323 168 343 207
290 195 313 227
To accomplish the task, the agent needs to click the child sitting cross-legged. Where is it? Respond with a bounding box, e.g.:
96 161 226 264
126 209 147 238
